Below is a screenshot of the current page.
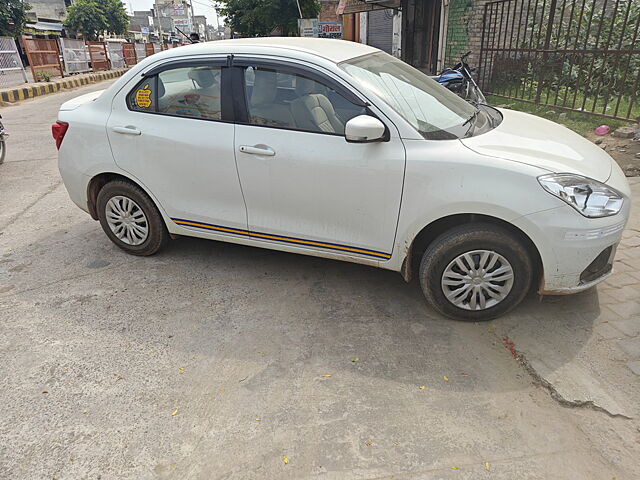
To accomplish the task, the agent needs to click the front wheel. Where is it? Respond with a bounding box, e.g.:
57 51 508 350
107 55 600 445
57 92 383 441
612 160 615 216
419 224 533 321
0 140 5 164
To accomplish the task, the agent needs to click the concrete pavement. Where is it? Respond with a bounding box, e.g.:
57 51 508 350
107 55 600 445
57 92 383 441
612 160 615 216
1 82 639 479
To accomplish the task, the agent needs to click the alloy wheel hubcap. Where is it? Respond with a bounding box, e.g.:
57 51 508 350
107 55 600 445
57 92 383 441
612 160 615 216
441 250 514 311
105 195 148 246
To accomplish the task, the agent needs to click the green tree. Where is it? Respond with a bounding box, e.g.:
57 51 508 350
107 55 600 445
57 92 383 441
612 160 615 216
65 0 107 39
0 0 31 37
98 0 129 35
65 0 128 39
216 0 321 37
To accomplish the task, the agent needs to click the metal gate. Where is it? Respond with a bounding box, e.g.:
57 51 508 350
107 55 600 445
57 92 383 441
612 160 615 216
22 37 64 80
59 38 90 74
134 43 147 62
122 43 137 66
0 36 28 88
479 0 640 121
106 41 125 69
87 41 109 71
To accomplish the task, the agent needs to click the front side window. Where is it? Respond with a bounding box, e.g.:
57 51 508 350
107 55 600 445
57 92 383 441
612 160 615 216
127 65 222 120
243 66 366 135
341 52 480 140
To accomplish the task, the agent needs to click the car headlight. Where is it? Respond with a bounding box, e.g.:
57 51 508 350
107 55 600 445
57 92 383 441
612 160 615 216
538 173 623 218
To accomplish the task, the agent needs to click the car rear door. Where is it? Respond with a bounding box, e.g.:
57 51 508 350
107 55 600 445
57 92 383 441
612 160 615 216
106 58 248 234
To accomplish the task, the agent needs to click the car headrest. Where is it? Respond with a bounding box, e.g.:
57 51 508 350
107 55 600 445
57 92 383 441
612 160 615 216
251 69 278 105
295 76 319 96
188 67 217 88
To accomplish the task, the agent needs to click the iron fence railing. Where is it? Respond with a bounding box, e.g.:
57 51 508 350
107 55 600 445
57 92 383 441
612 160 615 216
479 0 640 121
0 36 28 88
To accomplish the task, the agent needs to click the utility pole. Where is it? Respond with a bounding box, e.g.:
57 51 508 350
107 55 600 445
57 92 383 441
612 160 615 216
154 0 164 43
295 0 303 18
189 0 196 33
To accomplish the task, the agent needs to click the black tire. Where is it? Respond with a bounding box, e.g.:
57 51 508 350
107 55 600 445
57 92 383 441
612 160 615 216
96 180 169 256
419 223 533 321
0 141 5 165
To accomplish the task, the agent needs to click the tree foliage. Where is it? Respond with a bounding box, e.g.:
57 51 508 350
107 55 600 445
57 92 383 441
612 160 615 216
65 0 129 39
216 0 321 37
0 0 31 37
100 0 129 35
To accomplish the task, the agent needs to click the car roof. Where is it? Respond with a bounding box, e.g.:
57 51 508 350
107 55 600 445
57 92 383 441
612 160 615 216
162 37 380 64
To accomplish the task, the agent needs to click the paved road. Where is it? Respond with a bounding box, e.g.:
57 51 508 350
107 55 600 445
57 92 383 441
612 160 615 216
1 83 639 480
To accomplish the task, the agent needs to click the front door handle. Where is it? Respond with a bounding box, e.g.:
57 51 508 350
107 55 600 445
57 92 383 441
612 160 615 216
238 145 275 156
112 126 141 135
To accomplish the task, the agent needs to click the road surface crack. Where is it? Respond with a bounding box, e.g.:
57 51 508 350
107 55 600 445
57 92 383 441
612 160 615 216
515 346 633 420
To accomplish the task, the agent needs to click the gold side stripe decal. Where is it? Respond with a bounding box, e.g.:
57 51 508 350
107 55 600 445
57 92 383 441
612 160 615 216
172 219 391 259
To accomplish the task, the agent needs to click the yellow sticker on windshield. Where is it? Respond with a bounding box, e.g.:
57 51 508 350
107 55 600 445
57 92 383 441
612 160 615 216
136 84 152 108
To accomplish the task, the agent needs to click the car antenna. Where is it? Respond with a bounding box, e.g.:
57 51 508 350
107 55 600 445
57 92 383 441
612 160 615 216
175 26 195 44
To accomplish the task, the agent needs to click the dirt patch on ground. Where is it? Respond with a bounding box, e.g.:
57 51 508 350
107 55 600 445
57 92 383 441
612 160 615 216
585 126 640 177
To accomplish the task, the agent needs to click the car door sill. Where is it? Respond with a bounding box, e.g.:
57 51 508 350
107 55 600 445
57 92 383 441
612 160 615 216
170 217 392 260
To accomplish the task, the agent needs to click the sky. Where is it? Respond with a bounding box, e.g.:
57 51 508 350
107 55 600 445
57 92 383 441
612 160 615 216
126 0 223 27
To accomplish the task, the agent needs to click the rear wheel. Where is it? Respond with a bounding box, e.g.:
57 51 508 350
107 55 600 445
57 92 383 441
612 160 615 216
0 141 5 164
419 224 533 321
96 180 169 256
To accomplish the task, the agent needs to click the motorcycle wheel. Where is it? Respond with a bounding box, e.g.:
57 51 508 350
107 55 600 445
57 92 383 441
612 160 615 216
0 141 5 165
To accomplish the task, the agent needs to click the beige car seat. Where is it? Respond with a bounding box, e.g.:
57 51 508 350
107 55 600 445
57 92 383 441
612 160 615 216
186 68 221 119
290 77 344 133
249 70 295 127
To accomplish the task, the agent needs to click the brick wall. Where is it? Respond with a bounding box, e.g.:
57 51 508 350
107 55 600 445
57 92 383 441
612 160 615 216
444 0 488 68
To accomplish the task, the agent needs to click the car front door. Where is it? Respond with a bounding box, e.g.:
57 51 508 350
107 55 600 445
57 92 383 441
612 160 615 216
106 59 247 233
233 61 405 261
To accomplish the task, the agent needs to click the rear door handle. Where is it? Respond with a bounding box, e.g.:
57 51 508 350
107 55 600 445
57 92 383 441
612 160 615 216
112 126 141 135
238 145 275 156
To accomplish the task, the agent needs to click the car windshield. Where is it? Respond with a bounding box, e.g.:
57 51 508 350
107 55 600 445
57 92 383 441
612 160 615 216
340 52 479 140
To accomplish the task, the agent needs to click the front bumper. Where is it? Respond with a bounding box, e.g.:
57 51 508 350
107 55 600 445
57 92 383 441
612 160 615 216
512 202 629 295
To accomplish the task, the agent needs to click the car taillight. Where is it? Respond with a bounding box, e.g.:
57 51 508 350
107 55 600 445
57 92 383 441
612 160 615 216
52 121 69 150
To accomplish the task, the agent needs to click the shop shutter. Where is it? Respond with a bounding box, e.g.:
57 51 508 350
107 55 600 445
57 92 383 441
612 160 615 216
367 9 394 54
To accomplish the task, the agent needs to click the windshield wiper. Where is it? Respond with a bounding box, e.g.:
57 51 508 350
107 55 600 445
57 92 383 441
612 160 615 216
462 110 479 136
463 110 478 127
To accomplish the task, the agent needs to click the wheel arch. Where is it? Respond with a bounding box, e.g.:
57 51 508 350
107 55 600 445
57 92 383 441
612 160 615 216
87 172 154 221
402 213 543 286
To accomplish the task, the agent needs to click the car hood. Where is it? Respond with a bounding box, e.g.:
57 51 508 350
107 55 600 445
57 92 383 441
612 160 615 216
461 108 612 182
59 89 105 111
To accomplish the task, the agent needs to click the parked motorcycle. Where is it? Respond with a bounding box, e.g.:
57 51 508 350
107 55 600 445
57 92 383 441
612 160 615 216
436 51 487 105
0 115 6 165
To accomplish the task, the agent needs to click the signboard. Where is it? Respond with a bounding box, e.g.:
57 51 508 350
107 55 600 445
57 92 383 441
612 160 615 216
298 18 319 37
141 26 149 34
318 22 343 39
338 0 400 15
173 3 186 15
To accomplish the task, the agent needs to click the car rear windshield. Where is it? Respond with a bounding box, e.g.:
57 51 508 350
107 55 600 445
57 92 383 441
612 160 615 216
340 52 479 140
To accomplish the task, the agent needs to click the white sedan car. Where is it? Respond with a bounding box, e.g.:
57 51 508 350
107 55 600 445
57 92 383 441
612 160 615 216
55 38 631 320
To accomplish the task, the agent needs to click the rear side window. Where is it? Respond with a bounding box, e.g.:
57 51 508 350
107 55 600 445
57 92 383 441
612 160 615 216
126 65 222 121
158 66 222 120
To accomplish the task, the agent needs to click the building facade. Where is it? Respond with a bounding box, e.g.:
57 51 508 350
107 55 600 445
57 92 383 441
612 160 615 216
335 0 487 74
24 0 68 36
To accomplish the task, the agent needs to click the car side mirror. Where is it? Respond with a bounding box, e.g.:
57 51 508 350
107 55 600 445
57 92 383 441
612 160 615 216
345 115 386 143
